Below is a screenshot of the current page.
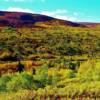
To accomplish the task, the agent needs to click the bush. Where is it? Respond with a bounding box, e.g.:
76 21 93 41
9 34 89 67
34 65 49 86
7 72 34 92
0 74 11 92
68 62 77 70
17 61 25 73
78 60 100 81
66 70 76 78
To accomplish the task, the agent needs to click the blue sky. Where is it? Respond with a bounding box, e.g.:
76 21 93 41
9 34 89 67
0 0 100 22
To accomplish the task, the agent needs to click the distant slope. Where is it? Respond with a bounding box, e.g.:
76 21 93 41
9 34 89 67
0 11 85 28
79 22 100 28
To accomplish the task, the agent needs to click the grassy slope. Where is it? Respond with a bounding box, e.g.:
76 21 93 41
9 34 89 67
0 25 100 71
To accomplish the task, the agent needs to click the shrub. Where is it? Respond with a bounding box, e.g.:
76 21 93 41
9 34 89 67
68 62 77 70
17 61 25 73
66 70 76 78
7 72 34 92
78 60 100 81
0 74 11 92
34 65 49 86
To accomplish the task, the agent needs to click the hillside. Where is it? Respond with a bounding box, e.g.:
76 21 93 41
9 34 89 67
0 11 86 28
0 10 99 67
79 22 100 28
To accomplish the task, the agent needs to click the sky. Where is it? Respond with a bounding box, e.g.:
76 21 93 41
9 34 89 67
0 0 100 22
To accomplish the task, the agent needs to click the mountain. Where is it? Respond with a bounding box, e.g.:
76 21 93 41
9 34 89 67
0 11 85 28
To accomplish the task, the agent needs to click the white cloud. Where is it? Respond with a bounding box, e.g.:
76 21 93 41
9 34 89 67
6 7 34 13
4 7 79 21
41 9 67 16
41 9 78 21
54 15 79 22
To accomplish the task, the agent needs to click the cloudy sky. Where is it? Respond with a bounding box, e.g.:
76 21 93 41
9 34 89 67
0 0 100 22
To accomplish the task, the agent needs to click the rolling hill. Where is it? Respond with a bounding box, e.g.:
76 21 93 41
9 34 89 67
0 11 99 71
0 11 86 28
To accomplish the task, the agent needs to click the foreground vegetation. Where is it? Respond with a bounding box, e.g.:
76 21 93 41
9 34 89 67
0 60 100 99
0 25 100 99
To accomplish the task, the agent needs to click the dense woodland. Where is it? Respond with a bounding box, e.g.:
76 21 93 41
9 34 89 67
0 24 100 99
